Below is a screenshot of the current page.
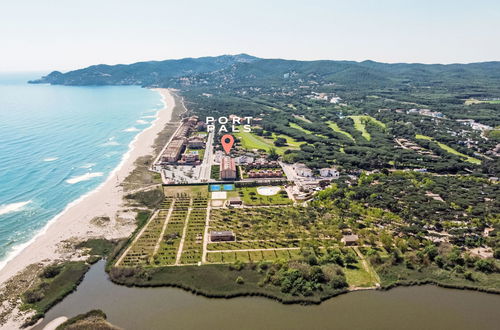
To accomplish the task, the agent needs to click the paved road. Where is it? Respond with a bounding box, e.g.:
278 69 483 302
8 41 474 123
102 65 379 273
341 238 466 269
199 131 214 182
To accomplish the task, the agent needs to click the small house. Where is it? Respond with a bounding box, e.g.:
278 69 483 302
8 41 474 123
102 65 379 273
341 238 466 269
341 234 359 246
210 231 235 242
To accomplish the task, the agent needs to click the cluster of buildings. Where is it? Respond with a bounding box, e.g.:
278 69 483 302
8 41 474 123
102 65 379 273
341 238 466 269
306 92 341 104
408 108 445 118
160 116 206 165
292 163 339 179
288 163 340 200
247 168 284 178
456 119 492 132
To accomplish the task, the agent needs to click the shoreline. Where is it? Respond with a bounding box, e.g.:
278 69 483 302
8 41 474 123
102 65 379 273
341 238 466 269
0 88 175 286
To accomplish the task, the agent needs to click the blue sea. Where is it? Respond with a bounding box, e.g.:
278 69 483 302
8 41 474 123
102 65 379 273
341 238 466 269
0 73 163 268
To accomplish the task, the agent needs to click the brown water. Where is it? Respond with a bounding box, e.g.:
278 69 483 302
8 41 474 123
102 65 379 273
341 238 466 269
34 261 500 330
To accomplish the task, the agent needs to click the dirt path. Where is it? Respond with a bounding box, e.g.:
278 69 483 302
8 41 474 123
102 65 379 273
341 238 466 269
353 246 380 286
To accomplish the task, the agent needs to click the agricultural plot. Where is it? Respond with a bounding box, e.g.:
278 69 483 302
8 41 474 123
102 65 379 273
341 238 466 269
118 185 210 268
119 197 173 267
206 249 301 263
179 197 208 264
155 197 191 265
207 207 339 253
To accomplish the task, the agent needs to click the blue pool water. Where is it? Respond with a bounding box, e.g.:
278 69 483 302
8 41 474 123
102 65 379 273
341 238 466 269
209 185 221 192
209 184 235 192
223 184 235 191
0 73 163 268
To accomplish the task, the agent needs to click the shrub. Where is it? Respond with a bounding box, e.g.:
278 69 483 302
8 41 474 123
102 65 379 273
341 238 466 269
24 289 44 304
474 259 496 273
41 264 63 279
330 274 348 289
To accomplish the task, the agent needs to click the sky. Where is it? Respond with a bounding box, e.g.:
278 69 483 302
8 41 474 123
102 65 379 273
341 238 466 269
1 0 499 71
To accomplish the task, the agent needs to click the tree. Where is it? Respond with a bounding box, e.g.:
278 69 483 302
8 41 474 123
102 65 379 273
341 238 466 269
274 137 287 147
268 147 279 161
330 274 348 289
380 232 393 251
475 259 496 273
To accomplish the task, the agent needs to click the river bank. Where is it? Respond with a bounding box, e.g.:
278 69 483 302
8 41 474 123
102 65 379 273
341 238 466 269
34 260 500 330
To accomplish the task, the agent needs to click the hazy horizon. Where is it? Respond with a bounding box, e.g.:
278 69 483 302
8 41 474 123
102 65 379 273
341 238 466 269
1 0 500 71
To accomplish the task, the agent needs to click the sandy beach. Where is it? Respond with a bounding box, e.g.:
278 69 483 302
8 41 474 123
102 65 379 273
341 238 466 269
0 88 175 286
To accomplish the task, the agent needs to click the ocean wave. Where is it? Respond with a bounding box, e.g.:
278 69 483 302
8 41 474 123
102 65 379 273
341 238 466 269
80 163 96 169
136 119 149 125
66 172 103 184
0 201 31 216
101 141 120 146
43 157 58 162
141 115 156 119
123 127 140 132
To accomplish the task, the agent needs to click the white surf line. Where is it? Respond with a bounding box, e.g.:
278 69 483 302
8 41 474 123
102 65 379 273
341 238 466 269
0 201 31 216
175 199 193 265
115 209 159 266
151 200 176 263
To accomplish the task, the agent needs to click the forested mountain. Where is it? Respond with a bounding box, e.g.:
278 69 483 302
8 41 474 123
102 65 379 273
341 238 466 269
30 55 500 92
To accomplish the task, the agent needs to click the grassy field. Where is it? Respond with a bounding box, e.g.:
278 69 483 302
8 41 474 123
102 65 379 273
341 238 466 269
22 261 89 325
415 134 481 164
234 130 301 154
348 115 386 141
109 263 348 304
344 262 377 287
290 122 313 134
464 98 500 105
237 186 292 206
271 132 303 148
327 121 355 141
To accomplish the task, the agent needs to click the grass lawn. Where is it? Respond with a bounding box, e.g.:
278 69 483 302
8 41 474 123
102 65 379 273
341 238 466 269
237 186 292 206
234 130 301 154
163 185 209 198
465 98 500 105
289 122 313 134
327 121 355 141
415 135 481 164
348 115 386 141
344 262 377 287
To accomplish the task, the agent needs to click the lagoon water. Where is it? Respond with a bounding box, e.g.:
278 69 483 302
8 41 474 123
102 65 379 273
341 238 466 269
35 261 500 330
0 73 162 268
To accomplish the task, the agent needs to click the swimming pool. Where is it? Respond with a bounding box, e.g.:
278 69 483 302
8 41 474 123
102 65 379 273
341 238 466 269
209 184 221 192
223 184 235 191
209 184 235 192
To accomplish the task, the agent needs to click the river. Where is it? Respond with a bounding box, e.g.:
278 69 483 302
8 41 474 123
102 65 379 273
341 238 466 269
34 261 500 330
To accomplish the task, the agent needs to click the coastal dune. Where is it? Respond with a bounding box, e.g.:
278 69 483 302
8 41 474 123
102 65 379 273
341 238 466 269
0 88 175 285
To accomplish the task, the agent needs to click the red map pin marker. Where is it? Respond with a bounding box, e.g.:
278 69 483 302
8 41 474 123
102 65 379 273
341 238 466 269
221 134 234 154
